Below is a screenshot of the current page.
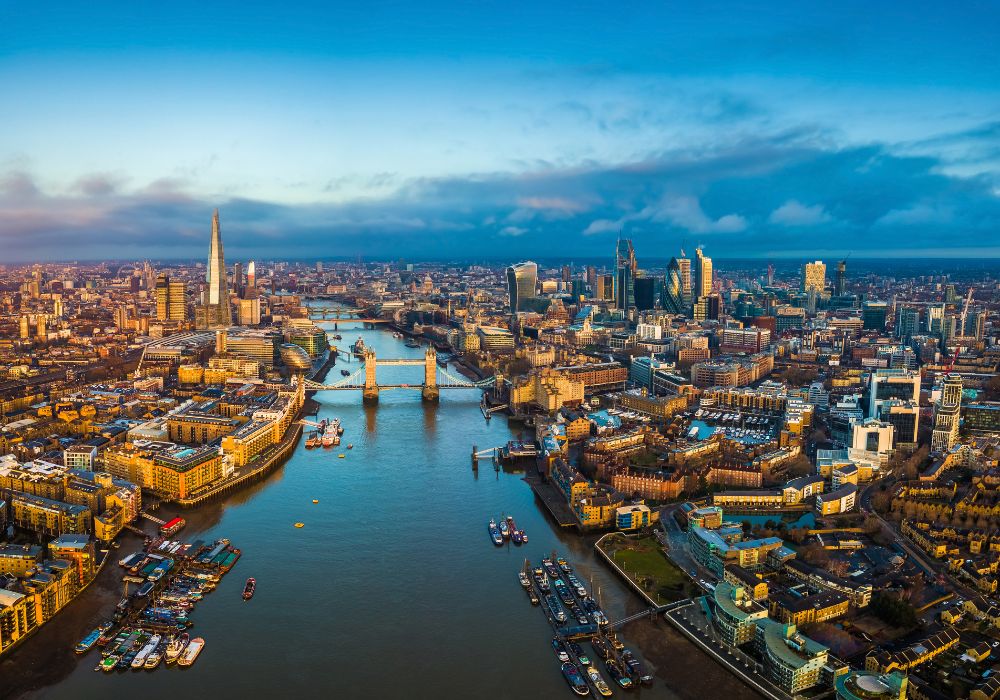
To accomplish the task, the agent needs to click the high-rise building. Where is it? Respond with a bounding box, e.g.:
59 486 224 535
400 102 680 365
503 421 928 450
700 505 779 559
664 254 692 314
585 266 597 293
802 261 826 294
155 274 187 321
862 301 888 330
694 247 712 300
896 307 920 341
925 304 945 336
247 260 256 289
931 374 963 451
834 259 847 296
195 209 232 329
615 239 636 313
599 274 615 301
634 277 656 311
866 369 920 418
505 261 537 312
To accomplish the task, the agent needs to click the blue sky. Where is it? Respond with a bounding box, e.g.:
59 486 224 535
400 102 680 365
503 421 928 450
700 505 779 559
2 1 999 261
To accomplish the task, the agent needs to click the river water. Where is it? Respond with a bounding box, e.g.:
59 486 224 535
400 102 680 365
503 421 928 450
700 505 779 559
19 314 755 700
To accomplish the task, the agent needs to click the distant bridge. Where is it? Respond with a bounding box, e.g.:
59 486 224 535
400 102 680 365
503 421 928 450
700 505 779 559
302 347 500 403
607 600 690 630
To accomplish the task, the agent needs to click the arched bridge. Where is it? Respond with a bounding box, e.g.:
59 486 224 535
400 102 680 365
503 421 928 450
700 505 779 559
302 347 500 403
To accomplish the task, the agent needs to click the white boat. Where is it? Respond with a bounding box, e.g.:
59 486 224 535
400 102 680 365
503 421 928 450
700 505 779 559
144 648 163 669
178 637 204 667
131 635 160 668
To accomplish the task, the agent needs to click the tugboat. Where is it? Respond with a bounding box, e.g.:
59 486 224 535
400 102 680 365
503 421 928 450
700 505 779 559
165 633 189 664
561 662 591 697
305 432 320 449
242 577 256 601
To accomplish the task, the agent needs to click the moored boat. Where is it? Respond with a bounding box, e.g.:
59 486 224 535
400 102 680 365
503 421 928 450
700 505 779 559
76 628 102 654
518 572 531 588
511 529 523 545
177 637 204 667
498 519 510 539
561 662 591 696
243 577 256 601
587 666 613 697
165 633 189 663
488 519 503 546
100 656 119 672
605 659 632 689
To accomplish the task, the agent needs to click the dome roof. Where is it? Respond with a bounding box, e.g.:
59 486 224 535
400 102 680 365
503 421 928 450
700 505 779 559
280 343 312 371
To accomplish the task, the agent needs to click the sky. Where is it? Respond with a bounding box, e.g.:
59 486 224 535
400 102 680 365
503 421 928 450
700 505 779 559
2 1 999 262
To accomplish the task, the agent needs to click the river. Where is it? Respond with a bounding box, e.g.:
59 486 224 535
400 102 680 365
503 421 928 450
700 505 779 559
13 315 755 700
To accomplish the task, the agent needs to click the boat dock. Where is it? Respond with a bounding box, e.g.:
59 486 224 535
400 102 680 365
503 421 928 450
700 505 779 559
524 473 578 528
520 555 654 695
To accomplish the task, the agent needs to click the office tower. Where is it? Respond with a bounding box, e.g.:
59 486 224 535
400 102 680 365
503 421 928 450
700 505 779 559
247 260 256 289
505 261 537 312
694 247 712 300
114 305 128 330
614 239 636 313
561 265 571 283
866 368 920 418
53 298 63 319
155 273 187 321
802 260 826 294
570 279 586 300
896 307 920 341
879 401 920 447
862 301 888 330
944 284 957 304
634 277 656 311
663 254 692 314
767 263 774 287
585 266 597 292
233 262 243 291
19 315 29 339
36 315 47 341
835 259 847 296
195 209 232 329
931 374 963 451
965 309 987 339
925 304 945 336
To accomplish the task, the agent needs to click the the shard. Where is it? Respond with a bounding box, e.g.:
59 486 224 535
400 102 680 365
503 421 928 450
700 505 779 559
195 208 232 328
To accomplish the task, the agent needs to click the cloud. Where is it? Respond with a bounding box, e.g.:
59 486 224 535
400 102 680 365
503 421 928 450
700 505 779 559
499 226 528 237
1 133 999 260
768 199 832 226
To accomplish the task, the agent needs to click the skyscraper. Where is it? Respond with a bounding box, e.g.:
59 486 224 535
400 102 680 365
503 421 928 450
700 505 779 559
834 259 847 296
505 261 537 313
802 260 826 294
247 260 256 289
615 238 636 313
155 273 187 321
931 374 963 451
694 247 712 300
634 277 656 311
663 254 692 314
195 209 232 329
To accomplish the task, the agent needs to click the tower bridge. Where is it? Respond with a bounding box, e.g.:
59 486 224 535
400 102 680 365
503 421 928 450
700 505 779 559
302 346 501 403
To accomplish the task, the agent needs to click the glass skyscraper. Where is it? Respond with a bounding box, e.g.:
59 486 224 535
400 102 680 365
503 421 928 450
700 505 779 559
505 261 537 312
195 209 232 329
615 238 636 313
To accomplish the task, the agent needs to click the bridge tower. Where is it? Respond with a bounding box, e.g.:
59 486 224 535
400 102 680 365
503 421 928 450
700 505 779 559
363 349 379 403
422 347 439 402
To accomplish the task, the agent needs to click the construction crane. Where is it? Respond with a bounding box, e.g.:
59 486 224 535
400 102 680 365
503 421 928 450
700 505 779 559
959 286 974 337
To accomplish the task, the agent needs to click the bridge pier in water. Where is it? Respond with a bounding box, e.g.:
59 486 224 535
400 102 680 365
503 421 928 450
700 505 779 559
363 349 380 403
422 347 439 402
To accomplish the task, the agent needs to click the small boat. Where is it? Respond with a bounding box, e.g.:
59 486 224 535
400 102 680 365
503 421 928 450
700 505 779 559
178 637 204 667
552 638 570 662
587 667 613 697
488 519 503 546
76 628 102 654
521 531 528 544
511 529 523 545
338 454 345 458
243 577 256 601
605 660 632 689
312 499 319 504
144 646 163 669
347 444 353 449
294 522 305 528
518 572 531 588
557 558 571 573
305 432 320 449
498 519 510 539
341 369 351 376
569 641 590 666
561 662 591 697
100 656 119 672
405 340 420 348
165 633 189 664
591 636 612 660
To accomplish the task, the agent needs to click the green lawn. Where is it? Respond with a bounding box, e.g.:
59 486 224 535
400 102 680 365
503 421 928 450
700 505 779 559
601 534 689 602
